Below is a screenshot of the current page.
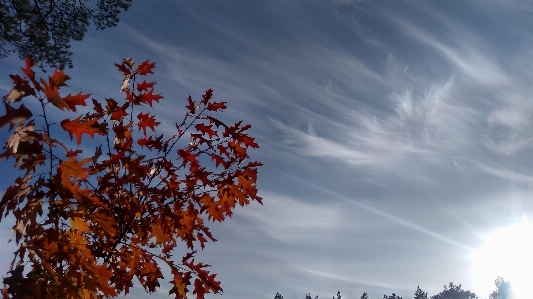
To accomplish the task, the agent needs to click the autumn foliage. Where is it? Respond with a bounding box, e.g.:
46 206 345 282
0 57 262 299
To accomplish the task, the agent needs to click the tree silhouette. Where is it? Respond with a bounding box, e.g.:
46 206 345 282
334 291 341 299
414 286 428 299
489 277 512 299
275 292 285 299
431 283 477 299
361 292 369 299
384 293 402 299
0 0 132 69
306 293 319 299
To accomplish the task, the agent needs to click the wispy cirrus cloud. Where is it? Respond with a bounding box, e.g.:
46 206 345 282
268 3 533 187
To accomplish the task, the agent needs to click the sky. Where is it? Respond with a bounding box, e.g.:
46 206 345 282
2 0 533 299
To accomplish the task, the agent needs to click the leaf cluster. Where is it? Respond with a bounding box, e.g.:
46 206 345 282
0 57 262 299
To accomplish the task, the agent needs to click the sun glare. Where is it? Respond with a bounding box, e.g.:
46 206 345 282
470 222 533 299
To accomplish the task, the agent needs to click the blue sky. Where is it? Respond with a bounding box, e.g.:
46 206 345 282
2 1 533 299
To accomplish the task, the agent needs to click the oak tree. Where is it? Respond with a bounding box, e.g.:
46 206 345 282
0 0 132 69
0 57 262 299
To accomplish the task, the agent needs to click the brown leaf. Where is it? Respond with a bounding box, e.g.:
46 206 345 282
4 75 35 102
5 122 36 154
9 219 28 244
0 103 33 130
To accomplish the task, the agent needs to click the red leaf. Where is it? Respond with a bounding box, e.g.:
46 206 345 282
107 100 130 121
66 149 83 157
137 60 156 75
177 148 199 166
206 116 228 129
210 154 228 169
206 101 227 111
125 89 143 105
136 80 155 92
49 69 70 88
241 135 259 148
61 116 104 145
193 279 207 299
21 56 36 81
195 124 217 138
187 95 196 114
137 112 160 135
201 89 213 105
137 136 153 148
110 106 128 120
239 124 252 132
115 63 131 76
92 99 104 114
63 92 90 112
136 89 163 107
217 144 230 157
197 233 207 249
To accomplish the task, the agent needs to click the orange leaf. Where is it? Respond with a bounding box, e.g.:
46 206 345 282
151 223 171 244
40 78 65 109
61 116 104 145
49 69 70 88
21 56 36 80
60 157 91 186
92 214 117 237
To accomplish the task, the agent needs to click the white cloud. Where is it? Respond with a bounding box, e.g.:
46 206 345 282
271 76 466 177
471 160 533 185
236 192 342 244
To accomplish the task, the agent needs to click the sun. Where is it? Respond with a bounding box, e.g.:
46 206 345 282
470 222 533 299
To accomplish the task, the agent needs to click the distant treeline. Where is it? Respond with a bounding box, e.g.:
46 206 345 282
274 276 511 299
